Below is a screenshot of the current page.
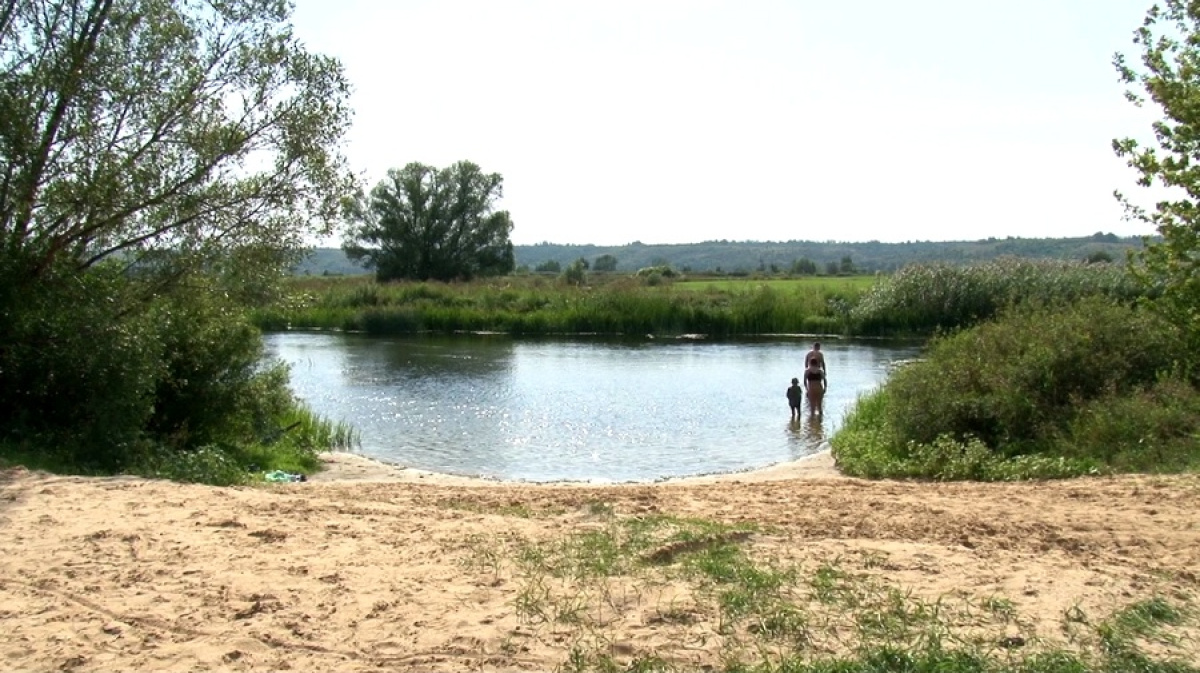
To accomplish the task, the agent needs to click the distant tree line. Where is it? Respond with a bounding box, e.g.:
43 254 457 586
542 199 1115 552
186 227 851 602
298 232 1142 277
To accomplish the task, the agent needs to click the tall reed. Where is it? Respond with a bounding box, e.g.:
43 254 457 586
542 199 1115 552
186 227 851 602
850 258 1145 336
253 275 868 337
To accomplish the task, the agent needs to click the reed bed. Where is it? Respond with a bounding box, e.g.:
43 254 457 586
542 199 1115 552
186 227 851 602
254 275 867 337
264 261 1148 339
850 258 1145 336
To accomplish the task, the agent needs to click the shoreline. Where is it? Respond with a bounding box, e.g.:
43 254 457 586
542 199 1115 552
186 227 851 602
308 448 844 486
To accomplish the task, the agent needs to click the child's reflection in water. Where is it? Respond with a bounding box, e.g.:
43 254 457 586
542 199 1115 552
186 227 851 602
787 412 825 451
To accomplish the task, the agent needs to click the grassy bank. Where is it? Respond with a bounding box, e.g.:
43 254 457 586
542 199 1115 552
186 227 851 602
850 258 1144 336
262 260 1146 339
254 274 871 337
0 406 359 486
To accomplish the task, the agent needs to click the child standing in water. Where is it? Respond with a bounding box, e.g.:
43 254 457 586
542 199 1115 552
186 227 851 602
786 377 803 420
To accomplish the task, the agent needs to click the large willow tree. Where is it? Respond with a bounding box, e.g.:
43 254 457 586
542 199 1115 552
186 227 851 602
344 161 515 282
0 0 354 280
1115 1 1200 358
0 0 355 468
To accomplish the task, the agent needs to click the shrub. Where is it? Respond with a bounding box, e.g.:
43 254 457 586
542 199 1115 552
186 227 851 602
883 297 1187 453
833 297 1199 480
149 288 295 450
1056 378 1200 473
0 261 162 469
0 261 352 482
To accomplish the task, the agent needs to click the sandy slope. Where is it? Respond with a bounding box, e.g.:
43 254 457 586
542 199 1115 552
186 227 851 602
1 453 1197 671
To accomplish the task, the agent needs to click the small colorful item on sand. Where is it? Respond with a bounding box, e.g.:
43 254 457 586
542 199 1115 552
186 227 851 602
264 470 306 483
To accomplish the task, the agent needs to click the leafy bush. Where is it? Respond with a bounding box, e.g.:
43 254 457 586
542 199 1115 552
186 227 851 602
0 261 162 469
832 298 1199 480
149 288 295 449
1056 378 1200 473
884 297 1187 453
0 261 354 482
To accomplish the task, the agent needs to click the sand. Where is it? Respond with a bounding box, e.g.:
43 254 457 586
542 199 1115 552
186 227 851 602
1 451 1198 671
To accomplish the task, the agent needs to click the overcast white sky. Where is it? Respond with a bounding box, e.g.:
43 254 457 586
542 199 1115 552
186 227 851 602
291 0 1162 246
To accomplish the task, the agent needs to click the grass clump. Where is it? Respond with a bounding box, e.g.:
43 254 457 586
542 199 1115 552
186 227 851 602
832 297 1200 480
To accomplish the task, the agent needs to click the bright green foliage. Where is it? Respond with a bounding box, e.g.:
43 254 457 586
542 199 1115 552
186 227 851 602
833 298 1199 480
344 161 515 282
0 260 349 476
1059 378 1200 472
885 298 1184 451
146 286 295 450
1115 1 1200 360
851 258 1144 336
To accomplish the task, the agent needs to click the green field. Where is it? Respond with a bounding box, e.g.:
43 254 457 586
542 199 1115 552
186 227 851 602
674 276 878 293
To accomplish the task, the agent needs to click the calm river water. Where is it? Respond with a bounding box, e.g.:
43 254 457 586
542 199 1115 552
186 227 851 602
264 333 921 483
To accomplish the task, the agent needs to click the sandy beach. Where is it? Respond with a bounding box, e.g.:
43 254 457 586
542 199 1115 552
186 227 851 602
1 451 1197 671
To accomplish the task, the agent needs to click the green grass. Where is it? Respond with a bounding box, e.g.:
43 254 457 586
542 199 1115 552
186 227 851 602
263 261 1148 339
673 276 878 293
253 274 870 337
456 512 1198 672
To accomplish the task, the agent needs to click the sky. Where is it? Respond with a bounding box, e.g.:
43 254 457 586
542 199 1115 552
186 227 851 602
290 0 1163 246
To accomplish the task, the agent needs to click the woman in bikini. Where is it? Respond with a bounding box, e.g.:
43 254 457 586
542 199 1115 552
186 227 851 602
803 358 826 415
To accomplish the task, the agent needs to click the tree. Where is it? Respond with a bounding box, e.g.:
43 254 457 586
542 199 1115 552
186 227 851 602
0 0 354 469
535 259 561 273
1114 1 1200 352
561 258 586 286
593 254 618 272
0 0 353 285
344 161 515 281
790 257 817 275
840 255 856 275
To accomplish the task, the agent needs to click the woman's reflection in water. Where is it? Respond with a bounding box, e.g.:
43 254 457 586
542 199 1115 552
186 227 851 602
787 412 825 452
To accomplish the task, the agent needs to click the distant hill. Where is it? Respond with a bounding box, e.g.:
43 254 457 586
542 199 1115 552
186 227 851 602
293 233 1144 277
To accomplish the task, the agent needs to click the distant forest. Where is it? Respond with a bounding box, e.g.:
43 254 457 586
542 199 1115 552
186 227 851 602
295 232 1144 277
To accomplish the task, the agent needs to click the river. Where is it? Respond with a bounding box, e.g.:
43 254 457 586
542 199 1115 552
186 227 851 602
265 333 920 482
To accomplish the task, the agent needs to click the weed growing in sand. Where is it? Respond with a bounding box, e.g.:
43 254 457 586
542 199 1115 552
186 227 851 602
460 533 505 579
982 595 1016 621
497 512 1200 673
439 498 560 518
1099 596 1190 653
586 500 615 517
